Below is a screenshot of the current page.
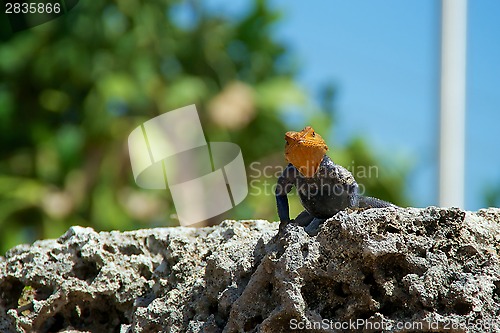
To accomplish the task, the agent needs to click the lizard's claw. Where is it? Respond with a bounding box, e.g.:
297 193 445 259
278 219 294 233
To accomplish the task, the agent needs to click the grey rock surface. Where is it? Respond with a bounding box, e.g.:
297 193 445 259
1 207 500 332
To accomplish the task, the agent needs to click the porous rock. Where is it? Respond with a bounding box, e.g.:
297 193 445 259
1 207 500 332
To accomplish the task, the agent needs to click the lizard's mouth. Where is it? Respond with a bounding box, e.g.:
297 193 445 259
285 146 324 178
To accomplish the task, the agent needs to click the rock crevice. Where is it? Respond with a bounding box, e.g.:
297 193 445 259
1 207 500 332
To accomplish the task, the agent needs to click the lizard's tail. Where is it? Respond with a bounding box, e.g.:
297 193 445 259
356 195 396 209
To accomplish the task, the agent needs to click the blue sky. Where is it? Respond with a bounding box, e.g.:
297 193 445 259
273 1 439 208
185 0 500 210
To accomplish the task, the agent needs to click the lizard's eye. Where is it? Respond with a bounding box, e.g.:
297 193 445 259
312 132 315 137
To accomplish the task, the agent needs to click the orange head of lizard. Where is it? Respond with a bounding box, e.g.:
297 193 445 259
284 126 329 177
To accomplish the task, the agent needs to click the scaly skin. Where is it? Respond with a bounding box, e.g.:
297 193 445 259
276 126 395 229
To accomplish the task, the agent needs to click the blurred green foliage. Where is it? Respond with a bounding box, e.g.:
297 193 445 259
485 182 500 208
0 0 409 254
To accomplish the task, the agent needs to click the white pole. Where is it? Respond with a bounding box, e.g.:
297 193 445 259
439 0 467 208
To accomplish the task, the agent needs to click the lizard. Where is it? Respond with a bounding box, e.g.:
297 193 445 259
275 126 396 230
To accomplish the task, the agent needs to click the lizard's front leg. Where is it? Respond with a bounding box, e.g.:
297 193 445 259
275 164 297 231
276 194 290 227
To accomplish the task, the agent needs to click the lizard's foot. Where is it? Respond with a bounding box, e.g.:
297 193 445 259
278 219 293 233
304 217 326 235
279 211 323 235
294 210 314 227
